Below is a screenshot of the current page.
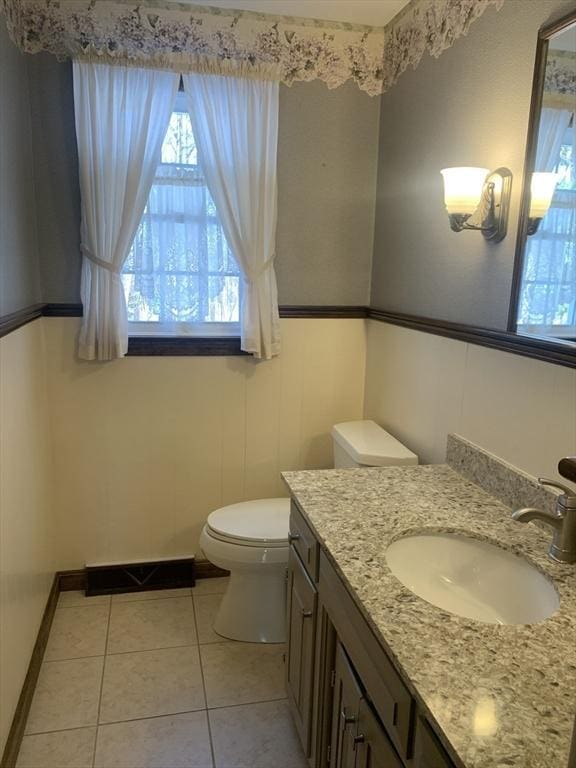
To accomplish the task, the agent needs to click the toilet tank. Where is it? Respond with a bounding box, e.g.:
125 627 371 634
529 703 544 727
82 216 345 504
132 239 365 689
332 420 418 468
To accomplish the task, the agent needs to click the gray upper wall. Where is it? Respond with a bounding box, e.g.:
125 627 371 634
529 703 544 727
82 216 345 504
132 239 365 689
24 58 380 307
370 0 575 330
276 80 379 306
27 54 81 307
0 22 41 316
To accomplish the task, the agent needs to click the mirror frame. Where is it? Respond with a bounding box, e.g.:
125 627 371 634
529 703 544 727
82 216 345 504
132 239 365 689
508 9 576 352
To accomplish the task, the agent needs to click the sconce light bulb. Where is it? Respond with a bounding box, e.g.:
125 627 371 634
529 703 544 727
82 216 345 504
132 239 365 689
440 167 490 215
529 172 557 219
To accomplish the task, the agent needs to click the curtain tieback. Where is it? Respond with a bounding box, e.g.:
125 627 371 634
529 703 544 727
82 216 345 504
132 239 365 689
245 255 275 283
81 245 122 274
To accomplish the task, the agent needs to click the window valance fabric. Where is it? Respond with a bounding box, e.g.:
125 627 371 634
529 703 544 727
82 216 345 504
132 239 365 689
3 0 505 97
75 52 283 83
543 51 576 112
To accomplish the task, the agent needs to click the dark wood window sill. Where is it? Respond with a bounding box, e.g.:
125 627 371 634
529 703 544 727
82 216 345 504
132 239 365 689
127 336 247 356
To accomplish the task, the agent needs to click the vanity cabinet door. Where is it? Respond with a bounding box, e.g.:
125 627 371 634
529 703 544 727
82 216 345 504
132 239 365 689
413 717 456 768
286 545 318 757
319 551 413 759
329 643 363 768
311 604 337 768
355 700 403 768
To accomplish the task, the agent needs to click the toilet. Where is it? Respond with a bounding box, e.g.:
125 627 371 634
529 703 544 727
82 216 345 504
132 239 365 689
199 420 418 643
199 498 290 643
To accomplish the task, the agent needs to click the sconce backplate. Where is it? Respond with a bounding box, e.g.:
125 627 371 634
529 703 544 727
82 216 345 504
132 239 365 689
477 167 513 242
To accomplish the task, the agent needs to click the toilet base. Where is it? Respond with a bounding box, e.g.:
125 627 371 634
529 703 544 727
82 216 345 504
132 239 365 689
214 571 287 643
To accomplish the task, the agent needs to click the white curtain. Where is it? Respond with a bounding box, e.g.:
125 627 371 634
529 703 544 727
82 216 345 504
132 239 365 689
535 108 573 171
520 189 576 326
182 68 281 359
73 61 179 360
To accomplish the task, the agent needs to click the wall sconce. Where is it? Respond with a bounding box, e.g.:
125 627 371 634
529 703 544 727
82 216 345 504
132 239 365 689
527 172 557 235
440 166 512 243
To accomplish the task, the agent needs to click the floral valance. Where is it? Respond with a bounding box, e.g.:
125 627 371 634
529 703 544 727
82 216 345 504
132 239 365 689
543 50 576 112
1 0 504 96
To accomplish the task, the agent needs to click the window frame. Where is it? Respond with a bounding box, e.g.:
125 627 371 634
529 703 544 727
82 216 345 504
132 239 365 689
127 320 241 338
123 95 241 339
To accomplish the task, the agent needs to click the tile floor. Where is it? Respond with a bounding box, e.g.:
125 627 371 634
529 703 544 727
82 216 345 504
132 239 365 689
17 578 307 768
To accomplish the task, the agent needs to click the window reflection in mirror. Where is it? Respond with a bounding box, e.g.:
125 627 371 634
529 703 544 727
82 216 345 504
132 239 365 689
515 21 575 344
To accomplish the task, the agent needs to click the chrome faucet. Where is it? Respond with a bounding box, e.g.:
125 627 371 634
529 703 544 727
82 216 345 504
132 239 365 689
512 461 576 564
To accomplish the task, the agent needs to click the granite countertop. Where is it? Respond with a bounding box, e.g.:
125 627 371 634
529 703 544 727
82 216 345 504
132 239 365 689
282 462 576 768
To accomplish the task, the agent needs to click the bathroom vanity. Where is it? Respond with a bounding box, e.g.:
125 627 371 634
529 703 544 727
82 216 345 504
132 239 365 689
283 442 576 768
286 500 446 768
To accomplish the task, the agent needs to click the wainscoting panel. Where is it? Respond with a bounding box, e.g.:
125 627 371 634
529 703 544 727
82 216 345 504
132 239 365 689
364 320 576 483
0 577 59 768
43 317 366 569
0 321 57 755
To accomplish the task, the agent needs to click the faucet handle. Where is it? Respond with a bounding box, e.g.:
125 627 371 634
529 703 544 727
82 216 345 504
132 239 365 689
538 477 576 506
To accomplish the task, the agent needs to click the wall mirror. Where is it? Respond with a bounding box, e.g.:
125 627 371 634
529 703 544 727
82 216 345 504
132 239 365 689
510 10 576 348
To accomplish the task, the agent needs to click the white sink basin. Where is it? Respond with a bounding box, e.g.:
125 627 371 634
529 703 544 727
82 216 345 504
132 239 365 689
385 533 559 625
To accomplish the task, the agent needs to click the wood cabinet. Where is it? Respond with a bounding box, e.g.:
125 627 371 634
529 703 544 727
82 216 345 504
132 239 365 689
287 500 457 768
328 642 403 768
286 543 318 756
412 718 455 768
329 643 364 768
318 551 412 760
355 699 404 768
288 502 319 581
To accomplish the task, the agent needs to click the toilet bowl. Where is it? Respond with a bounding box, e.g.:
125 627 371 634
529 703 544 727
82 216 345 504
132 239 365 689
199 498 290 643
200 421 418 644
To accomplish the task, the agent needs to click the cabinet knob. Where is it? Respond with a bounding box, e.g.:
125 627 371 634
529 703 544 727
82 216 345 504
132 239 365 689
288 533 301 543
301 609 313 618
353 735 365 746
341 710 357 726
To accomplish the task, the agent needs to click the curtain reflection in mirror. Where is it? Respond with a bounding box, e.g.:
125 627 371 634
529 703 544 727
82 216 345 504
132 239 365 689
517 36 575 341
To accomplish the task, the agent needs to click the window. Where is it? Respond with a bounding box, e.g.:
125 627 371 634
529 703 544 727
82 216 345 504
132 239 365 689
518 123 576 336
122 95 241 336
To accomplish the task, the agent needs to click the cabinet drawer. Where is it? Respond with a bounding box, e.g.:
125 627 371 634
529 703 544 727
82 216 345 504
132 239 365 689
319 551 414 760
413 717 456 768
289 500 319 582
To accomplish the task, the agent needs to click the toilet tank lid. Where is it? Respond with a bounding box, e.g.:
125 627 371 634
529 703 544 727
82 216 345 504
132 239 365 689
332 421 418 466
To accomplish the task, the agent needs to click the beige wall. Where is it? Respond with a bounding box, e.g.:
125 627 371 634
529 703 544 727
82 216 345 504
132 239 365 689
44 318 366 569
0 321 56 752
364 321 576 486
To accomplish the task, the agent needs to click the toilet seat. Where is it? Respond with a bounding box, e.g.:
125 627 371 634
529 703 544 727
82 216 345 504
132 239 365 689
206 498 290 546
205 529 288 548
